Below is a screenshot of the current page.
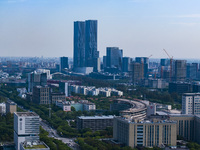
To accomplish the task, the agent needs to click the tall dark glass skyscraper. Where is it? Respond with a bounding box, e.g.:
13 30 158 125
85 20 98 67
60 57 69 72
73 21 85 68
106 47 123 70
73 20 99 71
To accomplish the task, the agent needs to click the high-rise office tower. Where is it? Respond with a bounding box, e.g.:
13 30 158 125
103 56 107 69
174 60 187 81
73 20 99 72
135 57 149 78
131 62 144 83
187 63 198 80
122 57 132 72
85 20 98 67
74 21 85 68
14 112 40 150
106 47 123 71
60 57 69 73
160 59 170 66
28 71 47 92
32 86 50 105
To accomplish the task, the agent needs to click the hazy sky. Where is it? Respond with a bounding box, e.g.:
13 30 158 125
0 0 200 58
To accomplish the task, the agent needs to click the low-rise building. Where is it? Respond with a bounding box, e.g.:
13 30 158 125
6 100 17 114
56 100 71 112
113 117 177 148
51 92 65 104
20 141 50 150
77 115 114 131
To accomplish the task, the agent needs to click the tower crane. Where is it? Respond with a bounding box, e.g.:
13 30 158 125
163 49 173 81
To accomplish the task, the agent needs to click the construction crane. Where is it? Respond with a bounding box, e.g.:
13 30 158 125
148 54 153 58
163 49 173 81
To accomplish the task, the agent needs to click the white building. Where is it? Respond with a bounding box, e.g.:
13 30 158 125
99 90 111 97
36 69 52 79
14 112 40 150
0 103 6 114
68 85 123 97
56 100 71 112
182 93 200 115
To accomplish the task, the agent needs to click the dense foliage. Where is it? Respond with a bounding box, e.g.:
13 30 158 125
77 137 137 150
186 142 200 150
0 113 14 142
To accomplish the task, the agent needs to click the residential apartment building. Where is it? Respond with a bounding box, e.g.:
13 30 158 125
182 93 200 115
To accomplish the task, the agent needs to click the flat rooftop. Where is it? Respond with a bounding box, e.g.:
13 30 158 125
21 141 49 149
116 116 177 124
78 115 114 120
15 112 38 117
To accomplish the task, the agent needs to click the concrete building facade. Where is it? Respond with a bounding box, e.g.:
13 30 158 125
77 115 114 131
182 93 200 115
113 117 177 148
32 86 50 105
6 100 17 114
14 112 40 150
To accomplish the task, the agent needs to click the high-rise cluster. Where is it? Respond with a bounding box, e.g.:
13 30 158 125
73 20 100 72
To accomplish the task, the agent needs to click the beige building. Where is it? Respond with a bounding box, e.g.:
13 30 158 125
6 100 17 114
113 117 177 148
169 114 195 141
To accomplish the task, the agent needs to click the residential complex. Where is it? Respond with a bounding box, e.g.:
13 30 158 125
68 84 123 97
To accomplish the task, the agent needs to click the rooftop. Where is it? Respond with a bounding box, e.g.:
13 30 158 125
116 116 177 124
15 112 38 117
78 115 114 120
21 141 49 150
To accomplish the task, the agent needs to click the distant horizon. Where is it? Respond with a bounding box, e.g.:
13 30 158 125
1 0 200 58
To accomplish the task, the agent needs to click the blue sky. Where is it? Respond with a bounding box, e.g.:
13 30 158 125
0 0 200 58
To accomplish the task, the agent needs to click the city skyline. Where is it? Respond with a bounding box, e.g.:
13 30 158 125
0 0 200 58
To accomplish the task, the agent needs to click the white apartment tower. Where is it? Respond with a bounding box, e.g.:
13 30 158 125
14 112 40 150
182 93 200 115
